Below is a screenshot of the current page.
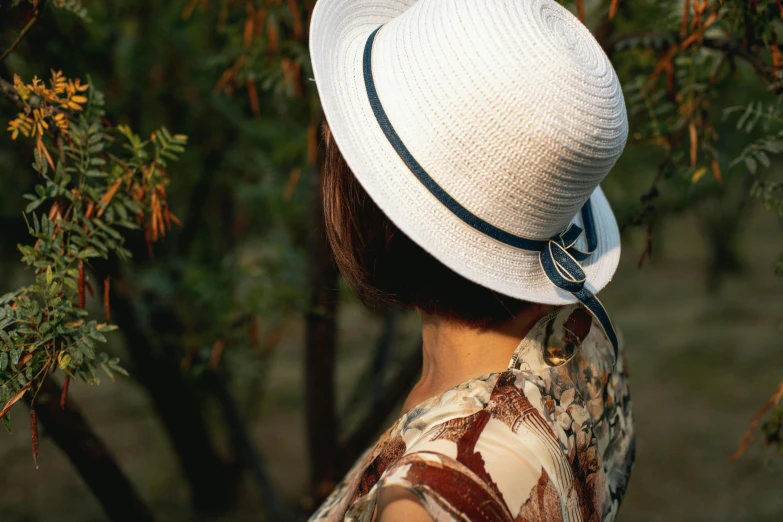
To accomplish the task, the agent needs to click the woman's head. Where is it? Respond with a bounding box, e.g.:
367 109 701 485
311 0 628 349
322 123 531 329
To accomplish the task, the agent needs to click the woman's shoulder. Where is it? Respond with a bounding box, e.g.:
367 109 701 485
370 358 633 522
373 371 572 520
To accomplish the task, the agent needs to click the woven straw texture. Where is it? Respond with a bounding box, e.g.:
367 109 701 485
310 0 628 305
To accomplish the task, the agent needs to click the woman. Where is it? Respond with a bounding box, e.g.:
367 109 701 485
308 0 634 520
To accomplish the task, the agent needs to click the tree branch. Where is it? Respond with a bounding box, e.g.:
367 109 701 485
0 2 42 64
171 126 238 257
604 28 776 86
204 369 287 522
338 345 423 473
701 37 777 85
96 254 239 515
30 377 157 522
0 75 23 108
304 168 341 501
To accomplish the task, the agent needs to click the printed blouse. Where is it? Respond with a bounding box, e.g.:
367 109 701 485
310 304 635 521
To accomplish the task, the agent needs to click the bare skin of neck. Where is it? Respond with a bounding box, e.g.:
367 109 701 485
400 303 557 414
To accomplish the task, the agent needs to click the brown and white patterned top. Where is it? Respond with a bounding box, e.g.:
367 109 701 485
310 305 635 521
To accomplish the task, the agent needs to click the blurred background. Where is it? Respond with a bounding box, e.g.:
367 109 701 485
0 0 782 521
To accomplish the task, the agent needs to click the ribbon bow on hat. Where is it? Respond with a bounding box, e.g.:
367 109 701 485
539 201 618 355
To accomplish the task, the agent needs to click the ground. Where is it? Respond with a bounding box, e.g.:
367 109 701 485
0 207 782 522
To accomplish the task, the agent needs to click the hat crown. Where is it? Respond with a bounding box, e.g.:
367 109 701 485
369 0 628 240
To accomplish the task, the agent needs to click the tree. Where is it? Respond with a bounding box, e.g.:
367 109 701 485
1 4 184 519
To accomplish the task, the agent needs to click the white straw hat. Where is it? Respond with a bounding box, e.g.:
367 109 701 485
310 0 628 349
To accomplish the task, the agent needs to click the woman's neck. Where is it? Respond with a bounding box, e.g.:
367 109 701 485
400 304 557 414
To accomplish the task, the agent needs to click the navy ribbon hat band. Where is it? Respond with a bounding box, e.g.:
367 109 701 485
362 26 618 359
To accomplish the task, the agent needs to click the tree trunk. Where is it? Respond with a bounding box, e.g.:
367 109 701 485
31 377 157 522
204 368 286 522
304 123 341 503
108 272 238 515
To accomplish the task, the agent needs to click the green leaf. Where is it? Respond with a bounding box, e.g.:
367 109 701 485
108 359 129 377
89 331 107 343
744 157 758 174
96 324 118 332
0 329 11 348
114 203 128 221
764 140 783 154
99 363 115 381
93 219 122 240
78 247 101 259
41 216 53 238
0 352 7 371
25 199 43 213
737 103 754 131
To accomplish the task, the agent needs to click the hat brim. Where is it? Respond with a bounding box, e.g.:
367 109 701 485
309 0 621 305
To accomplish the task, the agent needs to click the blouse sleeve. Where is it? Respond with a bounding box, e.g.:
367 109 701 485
374 449 560 522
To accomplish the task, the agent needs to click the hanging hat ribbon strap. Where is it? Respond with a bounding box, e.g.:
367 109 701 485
363 26 618 361
539 202 618 356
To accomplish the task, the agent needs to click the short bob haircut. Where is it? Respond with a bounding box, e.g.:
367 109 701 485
322 124 532 328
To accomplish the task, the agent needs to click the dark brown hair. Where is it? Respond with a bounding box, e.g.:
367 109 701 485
322 124 531 328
